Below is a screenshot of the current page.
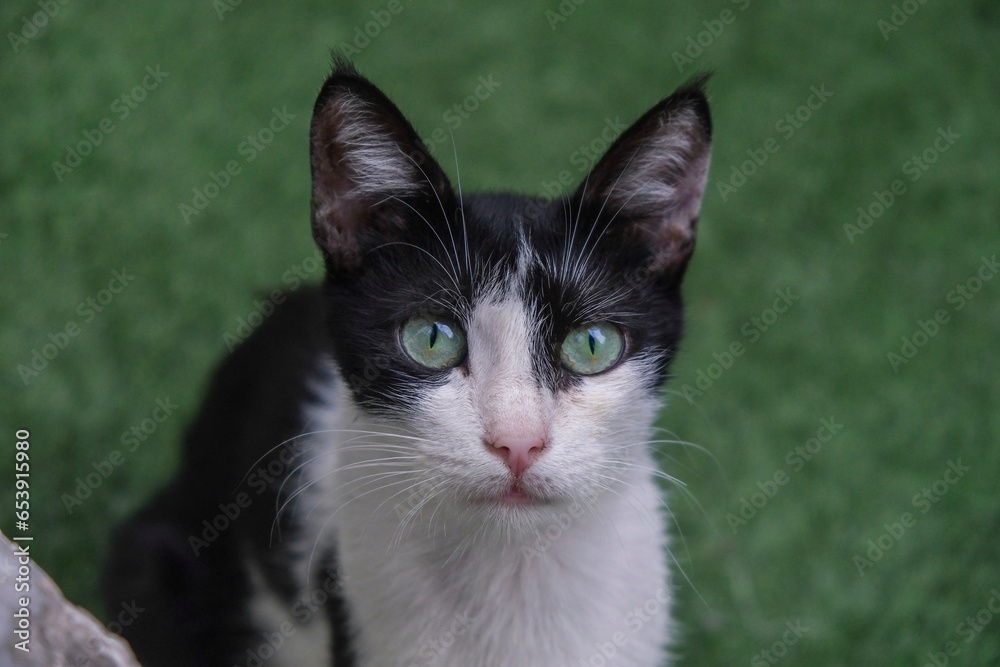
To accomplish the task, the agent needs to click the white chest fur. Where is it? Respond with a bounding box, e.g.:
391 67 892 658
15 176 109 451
297 394 674 667
336 474 671 667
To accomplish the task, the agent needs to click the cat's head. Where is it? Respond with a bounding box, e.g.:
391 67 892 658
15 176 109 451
309 62 710 530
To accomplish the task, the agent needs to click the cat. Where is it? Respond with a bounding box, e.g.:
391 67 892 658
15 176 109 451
103 60 712 667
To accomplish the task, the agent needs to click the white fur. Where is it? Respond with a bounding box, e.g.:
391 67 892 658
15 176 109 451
245 554 332 667
328 95 423 197
610 108 701 208
288 278 676 665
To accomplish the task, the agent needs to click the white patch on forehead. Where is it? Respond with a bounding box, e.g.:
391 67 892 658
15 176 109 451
466 296 546 440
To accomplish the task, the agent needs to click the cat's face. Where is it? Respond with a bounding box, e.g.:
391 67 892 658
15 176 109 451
309 63 711 529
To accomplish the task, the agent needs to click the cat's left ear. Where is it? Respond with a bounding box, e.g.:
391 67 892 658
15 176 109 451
309 60 456 272
575 77 712 277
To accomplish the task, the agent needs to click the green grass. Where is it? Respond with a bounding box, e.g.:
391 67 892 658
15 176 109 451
2 0 998 664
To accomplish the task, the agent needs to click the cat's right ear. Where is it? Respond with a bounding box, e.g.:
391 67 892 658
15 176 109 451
574 76 712 280
309 61 455 272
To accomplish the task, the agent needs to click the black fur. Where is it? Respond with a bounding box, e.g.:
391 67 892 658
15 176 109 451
104 289 355 665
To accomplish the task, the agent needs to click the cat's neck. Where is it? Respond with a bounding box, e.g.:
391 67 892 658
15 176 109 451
301 378 673 666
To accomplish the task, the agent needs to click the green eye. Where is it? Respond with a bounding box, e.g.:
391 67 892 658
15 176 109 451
560 322 624 375
400 316 467 369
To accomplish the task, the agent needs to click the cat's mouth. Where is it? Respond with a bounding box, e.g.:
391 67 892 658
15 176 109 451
498 487 535 504
477 482 548 507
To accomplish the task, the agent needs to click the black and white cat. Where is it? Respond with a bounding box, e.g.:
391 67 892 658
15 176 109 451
104 61 712 667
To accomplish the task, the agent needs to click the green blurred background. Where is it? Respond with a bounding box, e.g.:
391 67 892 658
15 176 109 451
2 1 998 664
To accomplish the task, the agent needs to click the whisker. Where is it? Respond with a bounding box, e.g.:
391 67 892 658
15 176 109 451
395 147 464 285
446 125 471 279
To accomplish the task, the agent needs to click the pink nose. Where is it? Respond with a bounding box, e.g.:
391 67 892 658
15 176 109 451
489 435 545 478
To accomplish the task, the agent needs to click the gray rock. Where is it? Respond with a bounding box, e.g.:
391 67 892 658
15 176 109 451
1 530 140 667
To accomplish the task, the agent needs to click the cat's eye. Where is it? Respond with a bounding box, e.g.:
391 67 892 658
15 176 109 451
560 322 624 375
400 316 467 370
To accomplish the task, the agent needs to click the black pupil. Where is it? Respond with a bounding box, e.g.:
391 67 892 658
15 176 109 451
588 332 597 355
429 323 438 348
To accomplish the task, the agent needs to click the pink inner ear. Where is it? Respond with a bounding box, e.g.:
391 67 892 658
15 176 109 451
310 191 368 269
575 89 712 276
666 148 711 231
315 94 424 199
309 81 460 272
646 148 711 272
